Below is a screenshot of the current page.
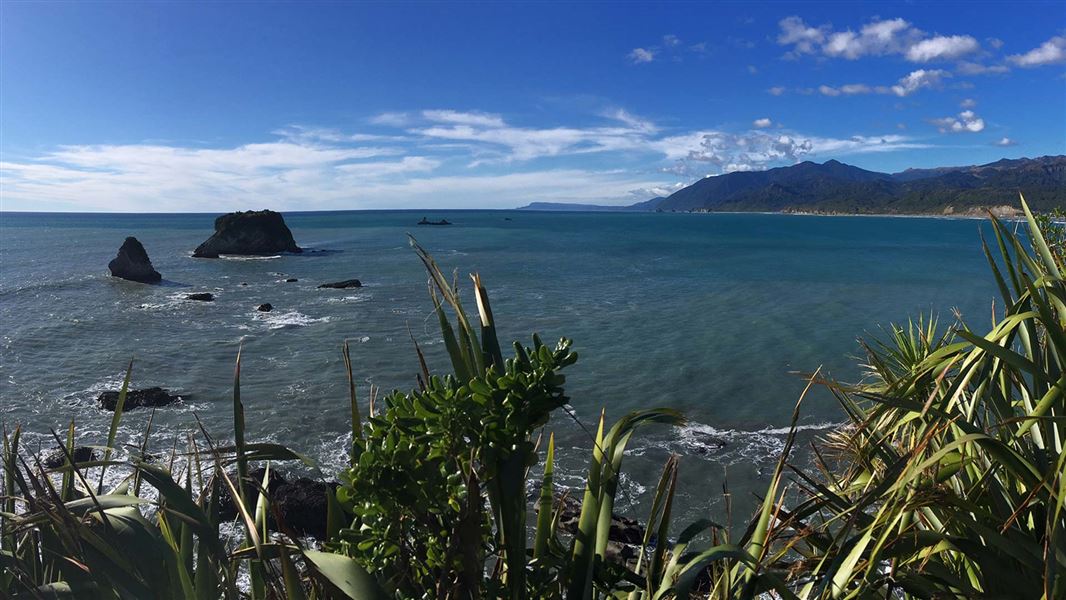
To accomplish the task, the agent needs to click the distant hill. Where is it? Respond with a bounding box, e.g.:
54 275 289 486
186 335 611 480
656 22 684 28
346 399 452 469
516 156 1065 215
518 198 665 211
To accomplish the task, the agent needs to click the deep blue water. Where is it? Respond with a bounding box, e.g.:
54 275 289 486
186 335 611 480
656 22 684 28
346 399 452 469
0 210 998 519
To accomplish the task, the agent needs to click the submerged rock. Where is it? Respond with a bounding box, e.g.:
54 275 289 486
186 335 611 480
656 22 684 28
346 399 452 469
318 279 362 289
285 278 298 283
257 303 273 312
192 210 302 258
187 292 214 302
108 237 162 284
532 488 646 563
218 467 335 539
43 446 98 468
98 387 181 411
417 217 451 226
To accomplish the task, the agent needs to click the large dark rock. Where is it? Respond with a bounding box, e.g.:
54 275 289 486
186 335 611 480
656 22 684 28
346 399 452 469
108 237 162 283
275 477 333 538
98 387 181 411
532 488 645 563
318 279 362 289
551 492 644 544
218 467 335 539
193 210 302 258
257 303 273 312
187 293 214 302
43 446 98 468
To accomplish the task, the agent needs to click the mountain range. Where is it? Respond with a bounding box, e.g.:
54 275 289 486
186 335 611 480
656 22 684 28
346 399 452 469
518 156 1066 215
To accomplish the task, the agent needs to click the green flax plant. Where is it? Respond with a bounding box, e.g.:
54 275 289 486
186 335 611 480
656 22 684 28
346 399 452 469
700 196 1066 599
0 357 387 599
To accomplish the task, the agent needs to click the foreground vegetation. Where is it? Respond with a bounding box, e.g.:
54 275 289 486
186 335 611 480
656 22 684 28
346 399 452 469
2 196 1065 598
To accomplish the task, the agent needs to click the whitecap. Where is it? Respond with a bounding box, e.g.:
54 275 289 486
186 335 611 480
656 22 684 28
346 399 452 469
325 295 370 304
668 420 842 466
219 254 281 261
255 310 331 329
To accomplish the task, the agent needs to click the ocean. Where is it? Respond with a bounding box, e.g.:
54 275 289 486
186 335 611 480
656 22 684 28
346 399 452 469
0 209 998 522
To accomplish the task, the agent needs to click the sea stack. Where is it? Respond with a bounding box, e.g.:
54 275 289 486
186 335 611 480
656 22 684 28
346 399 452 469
108 237 162 283
192 210 302 258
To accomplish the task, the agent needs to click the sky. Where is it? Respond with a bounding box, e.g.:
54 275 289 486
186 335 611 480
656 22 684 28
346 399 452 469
1 1 1064 212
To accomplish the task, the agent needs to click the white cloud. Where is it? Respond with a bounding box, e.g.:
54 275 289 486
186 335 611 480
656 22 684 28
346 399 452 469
2 107 940 211
777 16 827 56
680 131 814 172
1009 36 1066 67
767 86 787 96
422 110 505 128
369 112 411 127
814 70 950 98
0 140 447 211
628 48 655 63
807 134 928 154
629 182 688 199
663 34 681 47
752 118 773 128
777 16 983 64
929 109 985 133
414 121 652 164
905 35 979 62
993 137 1018 147
960 98 977 108
819 83 874 96
662 130 928 175
955 61 1010 75
824 18 916 59
841 83 874 95
891 69 950 96
603 108 658 133
274 125 409 144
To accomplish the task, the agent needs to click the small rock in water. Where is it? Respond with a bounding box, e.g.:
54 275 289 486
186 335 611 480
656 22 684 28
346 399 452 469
240 282 248 286
692 433 728 454
257 303 273 312
108 236 162 284
98 387 181 411
285 278 298 282
43 446 98 468
318 279 361 289
187 292 214 302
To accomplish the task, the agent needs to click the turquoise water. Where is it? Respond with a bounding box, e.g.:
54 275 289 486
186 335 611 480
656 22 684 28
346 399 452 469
0 210 997 520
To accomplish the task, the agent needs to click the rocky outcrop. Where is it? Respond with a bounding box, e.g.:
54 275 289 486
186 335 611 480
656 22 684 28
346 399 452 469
257 303 273 312
43 446 98 468
532 489 646 563
187 293 214 302
318 279 362 289
98 387 181 411
192 210 302 258
218 467 335 539
108 237 162 283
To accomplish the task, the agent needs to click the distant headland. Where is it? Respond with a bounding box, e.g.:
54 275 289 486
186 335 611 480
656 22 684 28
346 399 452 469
518 155 1066 216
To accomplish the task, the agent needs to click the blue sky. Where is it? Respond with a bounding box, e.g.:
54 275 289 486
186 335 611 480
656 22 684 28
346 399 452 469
1 1 1064 212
